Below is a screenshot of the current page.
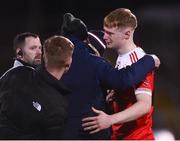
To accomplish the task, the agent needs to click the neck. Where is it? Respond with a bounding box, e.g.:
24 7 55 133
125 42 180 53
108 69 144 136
117 40 136 55
46 66 65 80
16 58 36 68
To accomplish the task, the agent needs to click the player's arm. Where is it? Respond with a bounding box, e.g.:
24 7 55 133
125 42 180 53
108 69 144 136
110 72 154 123
81 94 151 134
110 94 151 124
82 73 153 134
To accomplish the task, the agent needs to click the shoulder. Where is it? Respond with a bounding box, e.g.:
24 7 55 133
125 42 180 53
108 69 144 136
90 54 108 64
0 66 35 91
7 66 34 75
126 47 146 63
0 66 34 81
133 47 146 59
88 54 115 75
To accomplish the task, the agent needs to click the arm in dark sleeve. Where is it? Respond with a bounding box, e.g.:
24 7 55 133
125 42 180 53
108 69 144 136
96 55 155 90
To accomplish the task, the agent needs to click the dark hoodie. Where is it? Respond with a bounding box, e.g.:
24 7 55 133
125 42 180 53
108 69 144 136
0 66 70 139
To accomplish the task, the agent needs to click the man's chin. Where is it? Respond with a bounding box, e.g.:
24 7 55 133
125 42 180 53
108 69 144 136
34 60 41 65
107 44 115 49
106 44 113 48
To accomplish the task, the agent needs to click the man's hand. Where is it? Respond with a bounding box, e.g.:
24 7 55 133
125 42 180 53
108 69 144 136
82 107 112 134
150 54 160 68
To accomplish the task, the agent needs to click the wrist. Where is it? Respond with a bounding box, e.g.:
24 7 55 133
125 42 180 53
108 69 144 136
109 114 115 126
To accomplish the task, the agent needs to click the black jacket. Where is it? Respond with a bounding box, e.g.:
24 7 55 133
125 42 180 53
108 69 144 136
0 66 70 139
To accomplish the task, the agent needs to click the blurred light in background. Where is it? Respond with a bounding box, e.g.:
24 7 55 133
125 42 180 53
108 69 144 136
154 129 175 140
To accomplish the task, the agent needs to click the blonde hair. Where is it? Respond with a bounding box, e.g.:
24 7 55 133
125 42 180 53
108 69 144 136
43 35 74 68
104 8 137 29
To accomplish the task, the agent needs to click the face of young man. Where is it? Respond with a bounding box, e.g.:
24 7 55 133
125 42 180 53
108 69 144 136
20 36 42 66
103 26 128 52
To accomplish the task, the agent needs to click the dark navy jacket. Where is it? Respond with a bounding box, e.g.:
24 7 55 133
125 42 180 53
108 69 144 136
62 37 155 139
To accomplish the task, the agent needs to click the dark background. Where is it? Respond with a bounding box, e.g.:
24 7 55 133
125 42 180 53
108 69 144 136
0 0 179 139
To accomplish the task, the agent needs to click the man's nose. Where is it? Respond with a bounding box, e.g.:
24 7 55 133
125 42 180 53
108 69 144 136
37 48 42 55
103 33 108 40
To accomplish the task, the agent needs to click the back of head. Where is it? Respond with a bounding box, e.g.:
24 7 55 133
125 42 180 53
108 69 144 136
104 8 137 30
60 13 88 41
13 32 39 56
43 35 74 69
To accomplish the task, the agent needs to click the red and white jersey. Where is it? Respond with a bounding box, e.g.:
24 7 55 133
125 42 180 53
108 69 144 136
111 47 154 140
115 47 145 69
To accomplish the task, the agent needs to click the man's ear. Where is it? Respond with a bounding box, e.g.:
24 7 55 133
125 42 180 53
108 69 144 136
16 48 23 59
64 63 70 73
64 57 72 73
123 30 131 40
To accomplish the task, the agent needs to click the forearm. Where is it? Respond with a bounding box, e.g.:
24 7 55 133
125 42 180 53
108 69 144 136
110 101 151 125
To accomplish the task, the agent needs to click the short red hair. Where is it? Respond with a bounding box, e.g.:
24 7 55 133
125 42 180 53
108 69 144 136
104 8 137 29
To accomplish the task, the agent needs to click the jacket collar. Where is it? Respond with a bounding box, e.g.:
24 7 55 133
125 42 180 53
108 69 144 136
13 59 37 69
